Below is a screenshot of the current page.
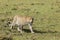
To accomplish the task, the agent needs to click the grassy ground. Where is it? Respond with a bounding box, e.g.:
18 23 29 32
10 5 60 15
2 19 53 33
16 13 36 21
0 0 60 40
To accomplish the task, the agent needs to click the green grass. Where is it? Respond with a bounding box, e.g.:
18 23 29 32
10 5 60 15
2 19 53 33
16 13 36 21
0 0 60 40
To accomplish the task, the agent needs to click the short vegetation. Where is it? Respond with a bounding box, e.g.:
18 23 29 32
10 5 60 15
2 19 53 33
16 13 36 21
0 0 60 40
